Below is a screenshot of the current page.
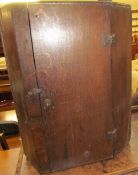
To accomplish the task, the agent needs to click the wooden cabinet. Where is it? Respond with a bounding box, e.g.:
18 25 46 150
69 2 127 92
0 2 131 173
0 56 14 111
132 10 138 35
132 10 138 59
0 28 14 111
0 37 4 57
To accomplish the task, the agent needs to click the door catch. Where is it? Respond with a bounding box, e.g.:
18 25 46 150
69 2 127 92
107 128 118 141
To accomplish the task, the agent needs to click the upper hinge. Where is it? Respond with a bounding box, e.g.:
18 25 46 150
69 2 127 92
107 128 118 141
103 34 116 46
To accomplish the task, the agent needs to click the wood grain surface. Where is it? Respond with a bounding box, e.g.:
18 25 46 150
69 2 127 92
0 2 131 173
29 2 114 171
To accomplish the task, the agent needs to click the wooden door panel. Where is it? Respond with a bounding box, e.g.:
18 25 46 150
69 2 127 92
28 3 113 170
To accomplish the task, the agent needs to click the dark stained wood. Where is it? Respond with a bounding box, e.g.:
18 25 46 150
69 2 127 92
28 3 114 171
10 5 49 171
19 121 138 175
1 119 138 175
0 2 131 174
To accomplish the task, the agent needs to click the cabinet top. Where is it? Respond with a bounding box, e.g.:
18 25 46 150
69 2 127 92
0 1 131 9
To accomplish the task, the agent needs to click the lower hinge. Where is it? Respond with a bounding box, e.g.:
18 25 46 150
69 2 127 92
107 128 118 141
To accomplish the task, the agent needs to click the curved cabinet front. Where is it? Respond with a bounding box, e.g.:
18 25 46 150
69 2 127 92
0 2 131 173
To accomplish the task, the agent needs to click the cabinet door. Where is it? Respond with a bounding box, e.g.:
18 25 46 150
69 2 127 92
28 3 114 170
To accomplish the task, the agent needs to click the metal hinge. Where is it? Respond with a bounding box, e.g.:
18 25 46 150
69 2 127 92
103 34 116 46
27 88 42 96
107 128 118 141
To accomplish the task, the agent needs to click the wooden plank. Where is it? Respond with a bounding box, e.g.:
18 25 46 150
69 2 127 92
132 18 138 21
1 120 138 175
19 121 138 175
0 5 32 163
132 31 138 33
132 10 138 13
132 25 138 28
11 5 49 170
110 5 131 152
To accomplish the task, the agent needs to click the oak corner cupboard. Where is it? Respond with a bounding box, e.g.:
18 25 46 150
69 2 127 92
0 1 131 173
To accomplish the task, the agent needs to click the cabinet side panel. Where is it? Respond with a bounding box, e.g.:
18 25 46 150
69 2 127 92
0 5 33 161
110 5 131 152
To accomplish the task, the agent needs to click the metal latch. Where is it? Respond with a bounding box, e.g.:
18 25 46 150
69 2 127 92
27 88 42 96
103 34 116 46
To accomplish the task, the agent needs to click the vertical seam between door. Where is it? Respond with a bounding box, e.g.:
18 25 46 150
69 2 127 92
27 3 51 169
109 4 117 156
